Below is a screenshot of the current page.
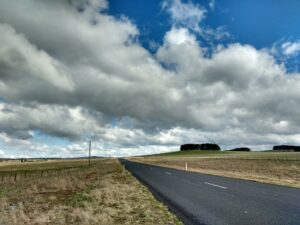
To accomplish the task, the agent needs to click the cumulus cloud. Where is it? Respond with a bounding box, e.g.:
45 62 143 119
162 0 206 33
281 41 300 56
0 24 74 93
162 0 229 40
0 0 300 157
269 39 300 72
0 102 103 140
270 39 300 58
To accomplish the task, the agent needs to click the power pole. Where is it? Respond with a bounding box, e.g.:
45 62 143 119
88 140 91 166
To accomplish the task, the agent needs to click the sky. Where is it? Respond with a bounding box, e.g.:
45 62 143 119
0 0 300 158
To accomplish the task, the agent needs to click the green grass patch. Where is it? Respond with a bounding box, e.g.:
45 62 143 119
65 191 92 208
0 159 103 172
146 150 234 157
141 150 300 161
0 189 8 197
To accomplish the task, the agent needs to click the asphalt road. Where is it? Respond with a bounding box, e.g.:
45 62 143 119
121 160 300 225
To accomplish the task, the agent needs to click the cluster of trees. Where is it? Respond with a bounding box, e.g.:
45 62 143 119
273 145 300 152
180 143 253 151
228 148 251 152
180 143 221 151
180 144 300 152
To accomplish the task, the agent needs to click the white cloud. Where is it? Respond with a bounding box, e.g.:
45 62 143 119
162 0 206 33
0 102 103 140
162 0 229 40
281 41 300 56
164 27 197 45
270 39 300 58
0 0 300 157
0 24 74 92
268 39 300 72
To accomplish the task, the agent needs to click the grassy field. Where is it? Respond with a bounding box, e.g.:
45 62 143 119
146 150 234 157
0 158 99 171
0 159 182 225
131 151 300 188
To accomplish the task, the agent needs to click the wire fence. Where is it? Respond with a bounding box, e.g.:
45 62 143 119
0 164 94 184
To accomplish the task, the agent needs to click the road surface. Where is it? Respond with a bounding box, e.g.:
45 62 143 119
121 160 300 225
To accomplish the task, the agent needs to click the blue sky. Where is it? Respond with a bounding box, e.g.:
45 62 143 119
109 0 300 71
109 0 300 47
0 0 300 158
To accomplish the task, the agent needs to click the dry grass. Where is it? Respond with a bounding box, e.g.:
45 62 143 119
0 159 182 225
0 159 101 171
131 152 300 188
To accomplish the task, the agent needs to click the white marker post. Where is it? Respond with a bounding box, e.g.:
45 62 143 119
185 162 187 171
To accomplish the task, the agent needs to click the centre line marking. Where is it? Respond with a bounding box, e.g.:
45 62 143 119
166 172 172 175
204 182 227 189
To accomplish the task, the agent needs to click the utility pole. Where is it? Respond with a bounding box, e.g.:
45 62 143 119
88 140 91 166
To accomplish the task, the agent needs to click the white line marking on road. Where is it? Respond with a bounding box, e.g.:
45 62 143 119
166 172 172 175
204 182 227 189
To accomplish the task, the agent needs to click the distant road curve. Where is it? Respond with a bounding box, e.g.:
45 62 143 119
121 159 300 225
